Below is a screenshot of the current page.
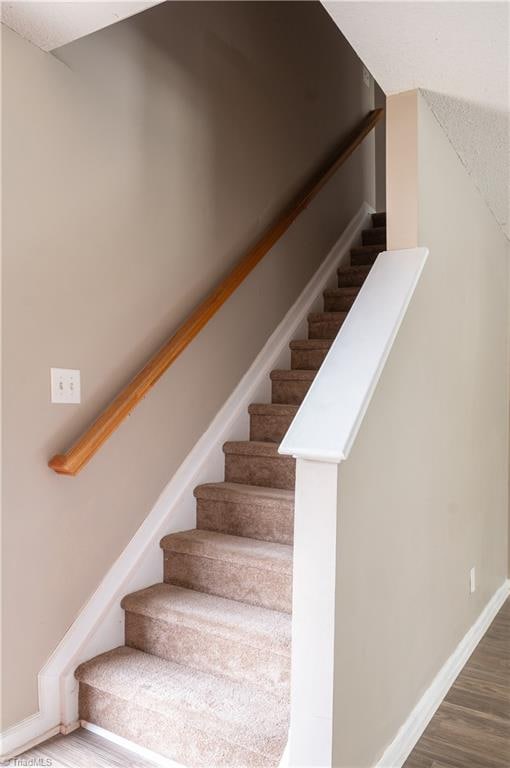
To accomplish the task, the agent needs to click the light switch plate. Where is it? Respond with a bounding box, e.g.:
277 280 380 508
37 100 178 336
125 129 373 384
363 66 371 87
51 368 81 404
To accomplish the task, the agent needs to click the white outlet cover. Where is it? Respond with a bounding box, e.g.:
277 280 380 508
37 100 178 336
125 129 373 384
470 566 476 594
51 368 81 404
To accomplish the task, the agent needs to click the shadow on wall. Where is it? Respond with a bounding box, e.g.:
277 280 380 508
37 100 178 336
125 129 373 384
2 0 376 728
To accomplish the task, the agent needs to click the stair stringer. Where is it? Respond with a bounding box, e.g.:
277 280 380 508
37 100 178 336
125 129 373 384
2 202 372 762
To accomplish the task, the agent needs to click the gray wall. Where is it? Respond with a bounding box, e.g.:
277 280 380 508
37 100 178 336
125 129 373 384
332 91 509 767
1 1 376 728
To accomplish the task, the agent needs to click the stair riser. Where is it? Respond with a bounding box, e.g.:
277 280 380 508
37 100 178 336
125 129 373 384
290 347 329 370
337 267 371 288
308 318 344 340
197 497 293 545
362 228 386 246
164 552 292 613
225 453 295 490
372 212 386 227
323 294 357 312
271 379 312 405
125 612 290 694
351 251 380 267
250 412 295 443
79 684 265 768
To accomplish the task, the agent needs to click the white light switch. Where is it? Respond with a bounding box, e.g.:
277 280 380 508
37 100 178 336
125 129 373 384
362 66 371 87
51 368 81 404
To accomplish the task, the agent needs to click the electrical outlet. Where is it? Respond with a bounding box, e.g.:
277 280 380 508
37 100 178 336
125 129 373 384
51 368 81 404
470 567 476 594
362 66 371 88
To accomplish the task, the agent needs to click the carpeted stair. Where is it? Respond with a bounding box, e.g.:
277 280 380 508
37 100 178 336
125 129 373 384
75 212 386 767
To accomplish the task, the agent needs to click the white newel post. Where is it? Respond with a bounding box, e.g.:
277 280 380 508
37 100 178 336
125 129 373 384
289 457 340 767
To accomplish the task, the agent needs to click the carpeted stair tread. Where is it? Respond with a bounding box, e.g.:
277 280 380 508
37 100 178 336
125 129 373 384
307 311 347 339
362 225 386 245
288 338 333 370
195 480 294 508
223 441 295 490
223 440 286 458
350 243 384 266
337 264 372 287
76 646 289 767
161 529 292 573
289 339 333 351
323 286 360 312
248 405 299 448
308 311 348 323
122 583 291 654
270 369 316 382
350 243 383 256
323 287 360 299
372 211 386 227
270 369 315 405
248 403 299 416
162 530 292 612
195 481 294 544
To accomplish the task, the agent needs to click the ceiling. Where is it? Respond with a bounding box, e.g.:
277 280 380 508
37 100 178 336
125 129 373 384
0 1 163 51
324 1 510 238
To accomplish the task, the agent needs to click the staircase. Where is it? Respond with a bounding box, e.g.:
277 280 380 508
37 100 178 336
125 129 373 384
75 212 387 767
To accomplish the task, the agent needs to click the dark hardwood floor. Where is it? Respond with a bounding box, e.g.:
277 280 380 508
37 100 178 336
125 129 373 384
404 597 510 768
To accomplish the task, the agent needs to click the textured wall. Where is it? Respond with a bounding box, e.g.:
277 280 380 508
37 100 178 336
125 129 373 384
332 92 509 767
1 1 376 728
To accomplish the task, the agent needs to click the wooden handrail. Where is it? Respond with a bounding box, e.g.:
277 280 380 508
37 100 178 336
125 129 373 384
49 108 384 475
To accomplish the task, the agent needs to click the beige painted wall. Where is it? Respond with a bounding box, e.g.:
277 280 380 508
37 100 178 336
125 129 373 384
1 2 376 728
332 91 509 767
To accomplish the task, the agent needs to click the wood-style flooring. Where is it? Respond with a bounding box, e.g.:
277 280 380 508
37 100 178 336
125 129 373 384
404 597 510 768
1 728 159 768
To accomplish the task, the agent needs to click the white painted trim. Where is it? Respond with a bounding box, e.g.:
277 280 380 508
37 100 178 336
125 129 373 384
0 202 372 762
0 715 78 762
279 247 429 463
288 459 339 768
81 721 187 768
375 578 510 768
0 722 61 763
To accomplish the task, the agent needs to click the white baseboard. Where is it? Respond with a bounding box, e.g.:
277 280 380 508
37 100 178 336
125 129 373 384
0 202 372 762
81 721 187 768
0 715 79 763
375 578 510 768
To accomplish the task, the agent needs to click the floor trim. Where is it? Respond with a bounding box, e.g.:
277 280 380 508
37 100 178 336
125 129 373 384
375 578 510 768
81 721 191 768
